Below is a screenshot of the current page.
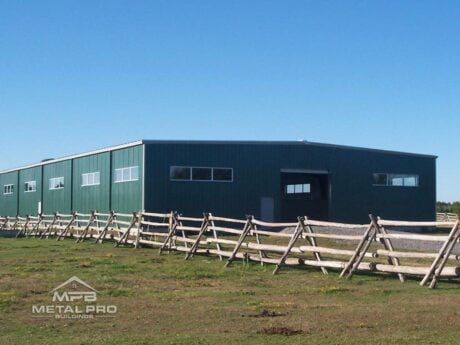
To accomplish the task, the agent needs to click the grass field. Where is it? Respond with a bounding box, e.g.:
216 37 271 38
0 237 459 345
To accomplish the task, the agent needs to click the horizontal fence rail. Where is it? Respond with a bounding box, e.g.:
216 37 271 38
437 212 459 223
1 211 459 289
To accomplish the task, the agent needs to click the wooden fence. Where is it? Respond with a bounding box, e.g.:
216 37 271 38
437 212 459 223
1 211 459 289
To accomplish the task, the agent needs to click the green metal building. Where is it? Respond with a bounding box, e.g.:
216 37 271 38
0 140 437 223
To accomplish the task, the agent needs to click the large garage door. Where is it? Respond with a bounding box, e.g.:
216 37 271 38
280 170 329 221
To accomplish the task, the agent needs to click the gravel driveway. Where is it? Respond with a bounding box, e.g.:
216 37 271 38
282 225 460 255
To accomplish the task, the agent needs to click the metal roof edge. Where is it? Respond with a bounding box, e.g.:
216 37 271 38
141 139 437 159
0 139 437 175
303 141 438 159
0 140 144 174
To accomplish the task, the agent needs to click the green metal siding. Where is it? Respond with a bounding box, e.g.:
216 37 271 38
43 161 72 214
144 143 436 223
72 152 110 213
111 145 143 213
0 141 436 223
18 167 42 216
0 171 18 216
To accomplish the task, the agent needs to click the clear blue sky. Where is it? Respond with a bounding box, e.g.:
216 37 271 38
0 1 458 201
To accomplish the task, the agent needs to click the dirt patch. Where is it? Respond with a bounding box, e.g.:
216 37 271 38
244 308 285 318
258 326 303 336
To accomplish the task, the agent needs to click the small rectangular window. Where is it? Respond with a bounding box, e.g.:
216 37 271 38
388 174 418 187
114 169 123 183
3 184 14 195
49 177 64 190
373 173 418 187
192 167 212 181
170 167 191 180
373 173 388 186
294 184 303 193
122 168 130 181
130 166 139 181
82 172 100 187
285 183 311 194
390 176 404 186
24 181 36 192
114 166 139 183
403 176 417 187
82 174 88 186
170 166 234 182
213 168 233 182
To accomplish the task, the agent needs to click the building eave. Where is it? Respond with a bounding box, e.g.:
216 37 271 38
0 140 144 174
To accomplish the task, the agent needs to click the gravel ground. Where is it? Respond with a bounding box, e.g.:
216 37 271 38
282 225 460 255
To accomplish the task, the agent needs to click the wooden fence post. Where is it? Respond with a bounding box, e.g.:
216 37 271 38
428 221 460 288
40 214 57 239
0 217 8 231
184 213 210 260
273 217 303 274
95 211 115 244
208 213 223 261
57 213 77 241
420 220 460 288
15 216 30 238
29 214 43 237
373 215 405 283
11 216 19 233
134 210 144 249
76 212 96 243
224 216 253 268
115 212 138 247
340 218 377 279
252 221 268 265
302 217 328 275
159 212 178 254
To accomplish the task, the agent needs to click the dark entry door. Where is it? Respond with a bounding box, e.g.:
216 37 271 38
280 171 329 221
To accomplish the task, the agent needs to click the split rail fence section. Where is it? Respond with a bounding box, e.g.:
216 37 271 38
437 212 459 223
1 211 459 289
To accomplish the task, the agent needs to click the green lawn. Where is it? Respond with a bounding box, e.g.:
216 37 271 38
0 237 459 345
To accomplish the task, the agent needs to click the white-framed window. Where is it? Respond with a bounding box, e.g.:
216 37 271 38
24 181 36 192
114 166 139 183
212 168 233 182
169 166 233 182
373 173 419 187
285 183 311 194
49 177 65 190
82 172 100 187
3 184 14 195
192 167 212 181
170 166 191 180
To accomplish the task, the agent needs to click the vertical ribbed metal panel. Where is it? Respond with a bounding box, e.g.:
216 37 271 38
18 166 42 216
111 145 143 213
144 142 436 223
0 171 19 216
72 152 110 213
42 161 72 214
0 141 437 223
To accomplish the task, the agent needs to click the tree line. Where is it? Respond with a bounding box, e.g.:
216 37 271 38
437 201 460 215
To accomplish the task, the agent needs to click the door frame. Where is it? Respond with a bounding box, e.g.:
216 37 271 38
280 169 331 221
